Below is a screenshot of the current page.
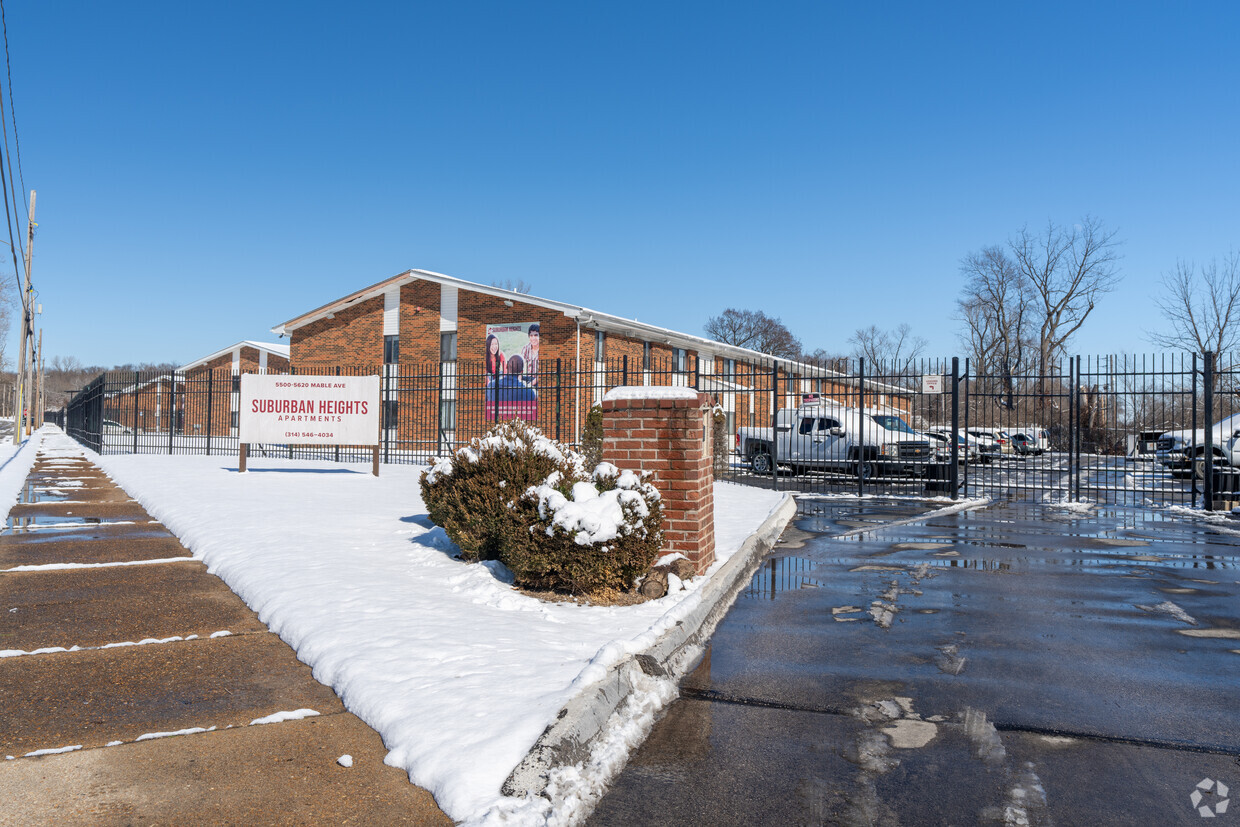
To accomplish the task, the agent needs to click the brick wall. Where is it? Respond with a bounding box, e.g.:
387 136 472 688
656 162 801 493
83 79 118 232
292 295 384 370
281 277 918 449
600 391 715 575
104 376 181 433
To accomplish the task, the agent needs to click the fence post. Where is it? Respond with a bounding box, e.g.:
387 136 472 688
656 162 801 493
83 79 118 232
950 357 959 499
168 371 176 455
963 358 970 499
384 367 392 464
857 358 865 497
1191 353 1199 503
555 359 562 442
206 369 213 456
1072 356 1082 501
622 354 628 388
1204 351 1215 511
333 366 341 462
763 362 773 490
132 372 139 454
693 354 700 391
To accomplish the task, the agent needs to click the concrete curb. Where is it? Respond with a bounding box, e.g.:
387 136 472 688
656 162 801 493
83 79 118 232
502 493 798 798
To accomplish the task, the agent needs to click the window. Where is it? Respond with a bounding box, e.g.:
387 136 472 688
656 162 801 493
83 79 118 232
230 411 238 429
439 399 456 430
798 417 815 435
642 341 651 371
820 418 841 431
232 375 241 393
673 348 688 373
383 399 399 431
594 330 606 362
384 335 400 365
722 358 736 380
440 332 457 362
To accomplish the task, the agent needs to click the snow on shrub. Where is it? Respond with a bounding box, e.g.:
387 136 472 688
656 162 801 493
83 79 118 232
420 420 582 563
419 421 663 594
504 462 663 594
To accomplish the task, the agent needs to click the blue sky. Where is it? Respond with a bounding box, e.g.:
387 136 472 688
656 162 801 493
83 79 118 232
6 1 1239 367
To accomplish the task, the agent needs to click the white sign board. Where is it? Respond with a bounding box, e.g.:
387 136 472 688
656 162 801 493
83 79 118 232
922 374 944 394
239 375 380 445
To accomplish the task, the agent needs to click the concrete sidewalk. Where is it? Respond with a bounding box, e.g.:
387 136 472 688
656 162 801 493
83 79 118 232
0 445 451 824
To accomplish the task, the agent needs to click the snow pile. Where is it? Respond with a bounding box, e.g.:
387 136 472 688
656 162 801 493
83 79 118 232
426 422 585 486
69 430 788 823
528 463 660 547
602 386 701 402
0 425 45 525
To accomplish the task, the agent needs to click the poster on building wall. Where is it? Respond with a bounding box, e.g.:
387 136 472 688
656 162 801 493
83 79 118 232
239 374 380 444
484 322 540 421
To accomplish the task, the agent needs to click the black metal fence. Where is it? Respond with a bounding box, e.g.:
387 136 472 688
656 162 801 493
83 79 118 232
62 353 1240 507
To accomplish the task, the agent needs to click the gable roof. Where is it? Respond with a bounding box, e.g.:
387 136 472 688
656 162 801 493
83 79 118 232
180 341 291 372
271 269 908 395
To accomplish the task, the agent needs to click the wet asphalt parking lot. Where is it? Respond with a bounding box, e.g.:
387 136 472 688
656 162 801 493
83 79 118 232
590 497 1240 826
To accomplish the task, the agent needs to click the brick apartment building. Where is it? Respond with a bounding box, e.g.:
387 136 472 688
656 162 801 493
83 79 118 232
271 269 909 454
104 341 290 436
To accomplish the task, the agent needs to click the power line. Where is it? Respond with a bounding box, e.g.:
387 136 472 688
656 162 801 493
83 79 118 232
0 0 22 309
0 0 23 205
0 3 22 264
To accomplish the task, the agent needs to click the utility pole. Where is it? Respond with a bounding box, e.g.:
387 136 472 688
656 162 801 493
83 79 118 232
35 327 42 429
11 190 33 444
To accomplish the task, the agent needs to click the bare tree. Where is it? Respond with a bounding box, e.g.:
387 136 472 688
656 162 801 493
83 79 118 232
0 291 12 371
44 355 107 408
800 347 849 372
1010 216 1121 389
957 246 1031 407
704 308 802 359
1147 252 1240 355
491 279 533 294
848 323 927 369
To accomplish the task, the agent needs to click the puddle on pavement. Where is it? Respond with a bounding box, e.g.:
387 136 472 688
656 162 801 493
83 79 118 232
3 515 162 537
18 481 72 504
743 555 829 599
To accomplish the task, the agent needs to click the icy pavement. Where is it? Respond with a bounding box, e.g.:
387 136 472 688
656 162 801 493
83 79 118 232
590 499 1240 825
80 431 788 823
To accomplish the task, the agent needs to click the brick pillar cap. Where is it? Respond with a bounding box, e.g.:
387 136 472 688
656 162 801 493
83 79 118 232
601 387 713 411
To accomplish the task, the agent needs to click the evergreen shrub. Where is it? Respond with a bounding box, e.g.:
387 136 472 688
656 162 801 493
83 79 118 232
420 420 664 594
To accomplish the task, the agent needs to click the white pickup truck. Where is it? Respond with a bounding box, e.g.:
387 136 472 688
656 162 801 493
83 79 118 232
1157 411 1240 478
736 401 940 478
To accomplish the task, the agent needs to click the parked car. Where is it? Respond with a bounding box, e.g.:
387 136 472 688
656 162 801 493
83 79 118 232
103 419 133 435
1013 425 1051 452
1010 433 1043 456
925 429 983 464
736 401 937 478
966 429 1003 459
1125 430 1165 461
970 428 1016 455
1156 411 1240 479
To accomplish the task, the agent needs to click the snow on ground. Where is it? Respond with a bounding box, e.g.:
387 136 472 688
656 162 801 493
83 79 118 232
52 431 787 823
0 424 44 525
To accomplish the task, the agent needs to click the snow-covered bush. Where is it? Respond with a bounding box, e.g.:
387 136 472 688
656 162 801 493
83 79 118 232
581 404 604 468
711 405 728 480
420 420 582 563
505 461 664 594
420 421 664 594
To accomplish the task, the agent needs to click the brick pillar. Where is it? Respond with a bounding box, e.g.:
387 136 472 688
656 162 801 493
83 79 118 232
600 389 715 575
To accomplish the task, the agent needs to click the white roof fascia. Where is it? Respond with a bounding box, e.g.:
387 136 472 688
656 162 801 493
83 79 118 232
269 268 907 396
180 341 291 372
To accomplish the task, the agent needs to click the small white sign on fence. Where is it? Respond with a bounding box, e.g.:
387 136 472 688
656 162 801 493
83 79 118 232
922 374 944 394
239 375 380 445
